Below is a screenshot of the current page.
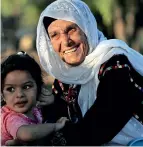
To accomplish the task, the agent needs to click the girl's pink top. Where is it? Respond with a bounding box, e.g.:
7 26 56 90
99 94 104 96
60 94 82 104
1 106 43 145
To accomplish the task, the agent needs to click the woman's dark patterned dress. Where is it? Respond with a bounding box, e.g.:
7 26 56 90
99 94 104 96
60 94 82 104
42 55 143 146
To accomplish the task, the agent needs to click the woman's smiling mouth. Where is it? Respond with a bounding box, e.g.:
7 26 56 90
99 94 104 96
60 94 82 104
64 45 80 54
64 48 77 54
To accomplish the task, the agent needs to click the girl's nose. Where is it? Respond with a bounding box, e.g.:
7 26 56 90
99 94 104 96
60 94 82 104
16 89 24 98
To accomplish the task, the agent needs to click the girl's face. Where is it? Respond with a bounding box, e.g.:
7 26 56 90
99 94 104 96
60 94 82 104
48 20 89 66
2 70 37 114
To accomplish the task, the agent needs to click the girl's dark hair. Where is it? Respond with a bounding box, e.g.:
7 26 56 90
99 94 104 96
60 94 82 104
1 51 43 102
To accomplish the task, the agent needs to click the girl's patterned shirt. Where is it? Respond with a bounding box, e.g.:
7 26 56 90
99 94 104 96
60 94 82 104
1 106 43 145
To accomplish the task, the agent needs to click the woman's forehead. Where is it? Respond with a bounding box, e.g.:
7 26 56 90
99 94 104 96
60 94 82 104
48 19 77 31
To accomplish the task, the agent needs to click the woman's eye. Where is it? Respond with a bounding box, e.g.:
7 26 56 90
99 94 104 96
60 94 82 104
50 34 56 38
50 33 59 39
69 28 76 34
6 87 15 92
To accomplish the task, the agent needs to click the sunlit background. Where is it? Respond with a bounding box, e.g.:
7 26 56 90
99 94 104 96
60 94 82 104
1 0 143 84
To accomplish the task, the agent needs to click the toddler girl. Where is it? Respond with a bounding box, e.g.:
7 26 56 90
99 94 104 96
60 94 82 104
1 51 68 145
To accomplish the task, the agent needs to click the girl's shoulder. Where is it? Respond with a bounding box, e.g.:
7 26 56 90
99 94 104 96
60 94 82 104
1 106 13 119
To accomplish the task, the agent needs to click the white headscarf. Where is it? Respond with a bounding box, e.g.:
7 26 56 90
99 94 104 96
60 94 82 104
36 0 143 116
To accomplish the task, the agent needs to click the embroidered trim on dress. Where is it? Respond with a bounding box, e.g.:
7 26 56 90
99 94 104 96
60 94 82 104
99 61 143 93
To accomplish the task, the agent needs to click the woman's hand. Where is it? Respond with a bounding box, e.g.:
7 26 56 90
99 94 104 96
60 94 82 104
37 85 54 107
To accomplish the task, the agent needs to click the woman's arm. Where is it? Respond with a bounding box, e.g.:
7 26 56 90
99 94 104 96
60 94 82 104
82 55 143 145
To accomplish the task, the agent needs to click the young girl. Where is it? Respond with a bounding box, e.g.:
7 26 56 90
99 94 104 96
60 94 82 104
1 51 68 146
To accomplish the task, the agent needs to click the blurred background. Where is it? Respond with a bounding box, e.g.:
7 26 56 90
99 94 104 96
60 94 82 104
1 0 143 84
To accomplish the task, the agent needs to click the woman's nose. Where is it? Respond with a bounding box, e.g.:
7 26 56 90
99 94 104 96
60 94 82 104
61 34 74 47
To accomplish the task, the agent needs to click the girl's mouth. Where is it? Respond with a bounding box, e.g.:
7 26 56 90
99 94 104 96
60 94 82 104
16 101 27 107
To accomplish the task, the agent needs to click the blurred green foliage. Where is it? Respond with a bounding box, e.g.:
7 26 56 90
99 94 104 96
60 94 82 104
84 0 114 27
2 0 40 28
2 0 28 16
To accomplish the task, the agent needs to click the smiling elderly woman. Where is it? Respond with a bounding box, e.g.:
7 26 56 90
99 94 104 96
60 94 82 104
36 0 143 146
47 19 89 66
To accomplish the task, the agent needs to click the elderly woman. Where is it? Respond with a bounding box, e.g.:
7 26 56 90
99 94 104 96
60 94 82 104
35 0 143 146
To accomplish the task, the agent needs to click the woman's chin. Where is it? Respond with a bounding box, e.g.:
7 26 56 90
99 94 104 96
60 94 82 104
65 60 83 66
63 56 83 66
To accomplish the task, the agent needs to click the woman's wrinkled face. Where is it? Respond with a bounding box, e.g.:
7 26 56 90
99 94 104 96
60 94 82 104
2 70 37 114
47 20 89 66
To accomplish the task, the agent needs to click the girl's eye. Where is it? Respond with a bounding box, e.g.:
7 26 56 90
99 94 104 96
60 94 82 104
6 87 15 92
23 85 32 90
